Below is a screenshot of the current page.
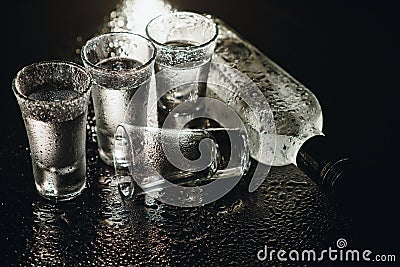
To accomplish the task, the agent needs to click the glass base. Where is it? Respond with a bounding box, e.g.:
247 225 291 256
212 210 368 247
36 181 86 202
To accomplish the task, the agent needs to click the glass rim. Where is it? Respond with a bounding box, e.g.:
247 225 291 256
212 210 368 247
81 32 157 75
145 11 219 51
12 60 92 104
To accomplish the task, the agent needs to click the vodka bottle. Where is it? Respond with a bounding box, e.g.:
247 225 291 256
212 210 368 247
209 19 370 203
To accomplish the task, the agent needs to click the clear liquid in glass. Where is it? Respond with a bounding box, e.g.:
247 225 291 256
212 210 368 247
155 41 210 128
92 57 149 165
26 86 87 200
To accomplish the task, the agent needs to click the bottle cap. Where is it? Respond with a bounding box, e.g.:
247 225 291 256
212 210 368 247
296 135 380 213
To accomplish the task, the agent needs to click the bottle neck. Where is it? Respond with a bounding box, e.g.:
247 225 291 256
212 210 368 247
289 126 324 166
295 134 348 196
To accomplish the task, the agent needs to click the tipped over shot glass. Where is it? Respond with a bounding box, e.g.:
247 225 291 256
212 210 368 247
81 32 156 165
146 11 219 128
12 61 92 201
113 125 250 207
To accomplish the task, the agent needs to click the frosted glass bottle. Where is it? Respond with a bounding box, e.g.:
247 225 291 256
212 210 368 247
209 19 367 203
209 19 323 167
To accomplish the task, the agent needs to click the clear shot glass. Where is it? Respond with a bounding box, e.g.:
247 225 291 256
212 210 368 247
81 32 156 165
113 125 250 207
12 61 92 201
146 11 219 128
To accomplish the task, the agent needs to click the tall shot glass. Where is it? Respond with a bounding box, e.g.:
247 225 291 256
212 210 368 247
146 11 219 128
81 32 156 165
12 61 92 201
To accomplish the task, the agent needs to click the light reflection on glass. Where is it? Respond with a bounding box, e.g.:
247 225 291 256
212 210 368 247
105 0 173 35
101 0 174 127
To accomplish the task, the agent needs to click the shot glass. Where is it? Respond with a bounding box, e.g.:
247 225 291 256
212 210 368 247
12 61 92 201
146 11 219 128
113 125 250 207
81 32 156 165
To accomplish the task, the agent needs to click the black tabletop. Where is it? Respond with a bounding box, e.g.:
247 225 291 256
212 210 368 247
1 0 399 265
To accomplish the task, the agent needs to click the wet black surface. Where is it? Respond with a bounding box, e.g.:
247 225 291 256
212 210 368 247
1 0 399 265
1 125 350 265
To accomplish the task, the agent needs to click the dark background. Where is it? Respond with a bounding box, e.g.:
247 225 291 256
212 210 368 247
3 0 399 161
1 0 399 264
